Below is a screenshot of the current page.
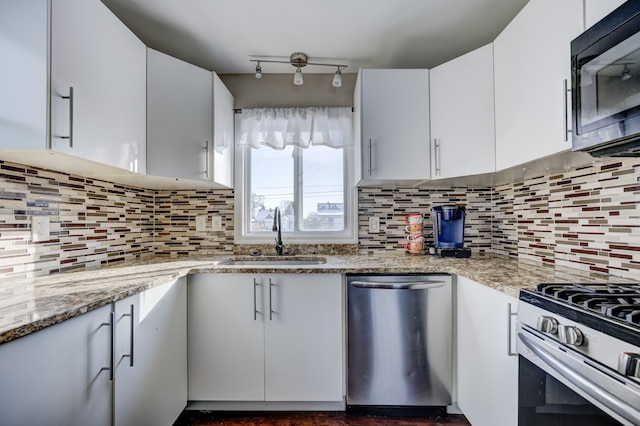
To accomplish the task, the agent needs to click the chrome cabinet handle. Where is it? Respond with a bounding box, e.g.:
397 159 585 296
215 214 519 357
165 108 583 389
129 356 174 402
121 305 134 366
269 278 274 321
350 281 445 290
367 138 373 177
507 303 518 357
99 311 115 381
204 140 210 178
253 278 260 321
563 79 572 142
60 87 74 148
434 138 441 176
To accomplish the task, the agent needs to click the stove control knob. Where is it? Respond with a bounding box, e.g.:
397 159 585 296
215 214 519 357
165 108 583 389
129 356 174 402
536 316 558 334
558 325 584 346
618 352 640 378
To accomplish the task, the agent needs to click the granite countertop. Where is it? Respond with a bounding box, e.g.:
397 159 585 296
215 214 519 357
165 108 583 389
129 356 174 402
1 253 637 345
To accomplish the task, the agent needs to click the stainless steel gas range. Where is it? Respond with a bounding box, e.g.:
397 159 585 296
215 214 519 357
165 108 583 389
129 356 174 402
517 282 640 426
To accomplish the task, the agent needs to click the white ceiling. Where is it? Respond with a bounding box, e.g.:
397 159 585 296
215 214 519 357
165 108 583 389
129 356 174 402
101 0 529 74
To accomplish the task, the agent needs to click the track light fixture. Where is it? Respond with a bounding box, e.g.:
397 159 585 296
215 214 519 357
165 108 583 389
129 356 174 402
332 67 343 88
249 52 347 87
293 66 304 86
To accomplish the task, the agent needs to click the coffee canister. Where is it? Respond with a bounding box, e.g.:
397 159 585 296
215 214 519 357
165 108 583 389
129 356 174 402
404 213 424 254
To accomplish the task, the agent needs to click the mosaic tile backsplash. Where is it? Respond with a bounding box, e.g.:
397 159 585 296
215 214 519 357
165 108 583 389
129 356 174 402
492 159 640 278
0 157 639 280
357 187 493 255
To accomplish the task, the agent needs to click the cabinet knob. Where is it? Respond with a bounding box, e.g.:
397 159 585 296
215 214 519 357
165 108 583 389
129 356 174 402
536 316 558 334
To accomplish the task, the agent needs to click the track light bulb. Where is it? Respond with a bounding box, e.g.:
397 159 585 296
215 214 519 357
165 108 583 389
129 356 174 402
255 63 262 79
294 67 304 86
332 68 342 88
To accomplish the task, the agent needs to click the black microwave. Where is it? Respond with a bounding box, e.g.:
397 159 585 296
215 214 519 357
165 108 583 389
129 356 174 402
571 1 640 157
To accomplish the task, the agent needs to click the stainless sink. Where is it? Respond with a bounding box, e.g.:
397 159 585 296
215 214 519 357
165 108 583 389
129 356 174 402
220 256 326 266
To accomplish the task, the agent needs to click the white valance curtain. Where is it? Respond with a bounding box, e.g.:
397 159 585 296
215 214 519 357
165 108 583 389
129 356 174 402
236 107 353 150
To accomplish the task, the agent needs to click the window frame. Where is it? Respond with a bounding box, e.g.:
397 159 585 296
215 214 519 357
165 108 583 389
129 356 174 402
234 126 357 245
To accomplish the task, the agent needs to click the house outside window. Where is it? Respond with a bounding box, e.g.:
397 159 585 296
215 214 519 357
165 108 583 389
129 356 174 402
235 107 356 244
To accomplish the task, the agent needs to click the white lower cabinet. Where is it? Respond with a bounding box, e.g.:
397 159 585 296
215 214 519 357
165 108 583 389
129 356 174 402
0 277 186 426
0 304 113 426
188 273 343 404
456 276 519 426
114 277 188 426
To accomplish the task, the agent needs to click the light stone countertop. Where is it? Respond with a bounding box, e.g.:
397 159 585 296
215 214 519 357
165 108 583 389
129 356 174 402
1 253 637 345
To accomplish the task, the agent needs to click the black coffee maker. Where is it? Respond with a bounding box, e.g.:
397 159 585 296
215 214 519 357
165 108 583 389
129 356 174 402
432 205 471 258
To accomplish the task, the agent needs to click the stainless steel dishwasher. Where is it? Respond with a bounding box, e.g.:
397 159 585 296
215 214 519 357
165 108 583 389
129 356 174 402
347 274 452 414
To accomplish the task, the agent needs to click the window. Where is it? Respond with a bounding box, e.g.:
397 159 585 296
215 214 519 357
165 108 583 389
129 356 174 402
235 107 355 243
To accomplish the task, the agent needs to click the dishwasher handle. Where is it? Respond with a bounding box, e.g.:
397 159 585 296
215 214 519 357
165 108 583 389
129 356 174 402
350 280 446 290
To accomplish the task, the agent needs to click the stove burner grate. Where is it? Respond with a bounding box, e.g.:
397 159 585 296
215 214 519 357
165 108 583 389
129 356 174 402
536 283 640 328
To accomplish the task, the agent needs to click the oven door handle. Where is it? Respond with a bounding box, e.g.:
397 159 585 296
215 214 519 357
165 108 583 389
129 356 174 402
519 331 640 426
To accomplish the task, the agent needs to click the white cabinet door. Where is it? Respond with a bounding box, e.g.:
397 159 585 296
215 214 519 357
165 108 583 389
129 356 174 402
188 273 343 403
357 69 430 184
50 0 146 173
456 276 518 426
494 0 583 170
188 273 265 401
0 305 112 426
147 48 212 181
585 0 626 29
430 44 495 179
114 278 187 426
265 274 343 401
213 72 234 188
0 0 48 149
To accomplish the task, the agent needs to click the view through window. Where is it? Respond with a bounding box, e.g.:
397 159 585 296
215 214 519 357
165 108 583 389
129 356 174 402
248 144 345 233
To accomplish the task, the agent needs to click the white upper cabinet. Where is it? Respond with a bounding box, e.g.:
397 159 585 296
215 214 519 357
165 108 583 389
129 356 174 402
0 0 48 149
50 0 147 173
147 49 234 187
147 48 212 182
354 69 430 185
494 0 584 171
213 73 234 188
430 44 496 179
585 0 627 29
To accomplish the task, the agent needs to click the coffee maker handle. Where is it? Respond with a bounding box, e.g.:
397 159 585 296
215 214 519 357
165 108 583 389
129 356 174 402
435 213 441 235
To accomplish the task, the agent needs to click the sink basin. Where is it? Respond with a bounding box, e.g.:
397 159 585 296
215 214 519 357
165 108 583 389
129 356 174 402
220 256 327 266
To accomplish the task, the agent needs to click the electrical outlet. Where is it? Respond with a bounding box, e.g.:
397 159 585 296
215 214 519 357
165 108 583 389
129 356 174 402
195 215 207 232
211 215 223 232
31 216 50 241
368 216 380 233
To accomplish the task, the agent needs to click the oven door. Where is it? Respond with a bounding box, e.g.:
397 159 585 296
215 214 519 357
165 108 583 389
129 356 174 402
517 323 640 426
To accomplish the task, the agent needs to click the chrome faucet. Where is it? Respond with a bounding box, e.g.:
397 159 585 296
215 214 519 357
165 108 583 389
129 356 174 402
272 207 284 255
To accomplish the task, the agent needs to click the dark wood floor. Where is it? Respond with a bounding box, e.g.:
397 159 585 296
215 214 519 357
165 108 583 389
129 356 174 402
173 411 471 426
